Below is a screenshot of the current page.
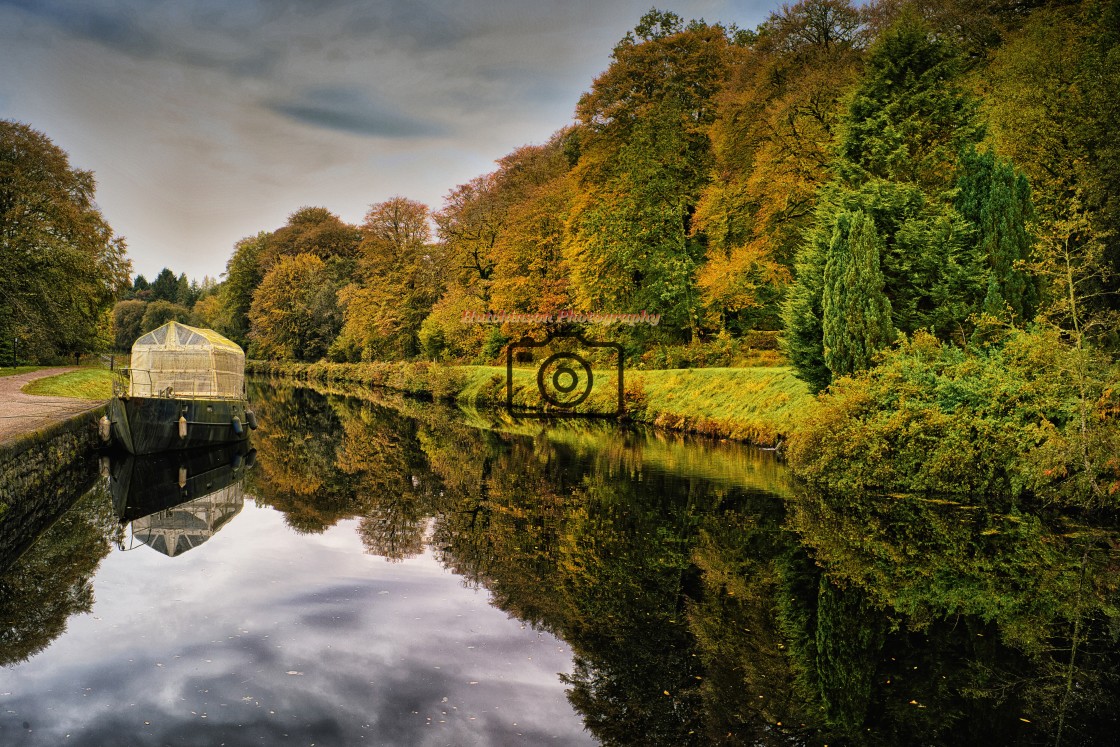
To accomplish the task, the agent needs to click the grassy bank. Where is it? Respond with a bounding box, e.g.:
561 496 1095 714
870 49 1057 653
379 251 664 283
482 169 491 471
247 360 812 446
21 369 114 399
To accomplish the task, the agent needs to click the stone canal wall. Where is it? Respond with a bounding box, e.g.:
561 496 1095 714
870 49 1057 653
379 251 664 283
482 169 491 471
0 407 106 571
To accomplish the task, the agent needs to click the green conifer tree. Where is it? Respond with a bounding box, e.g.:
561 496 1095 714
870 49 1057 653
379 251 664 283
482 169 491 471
822 211 895 377
782 195 834 393
785 17 1002 389
954 149 1038 325
840 13 982 195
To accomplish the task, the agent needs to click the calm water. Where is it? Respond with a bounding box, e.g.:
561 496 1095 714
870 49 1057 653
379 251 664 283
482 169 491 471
1 382 1118 746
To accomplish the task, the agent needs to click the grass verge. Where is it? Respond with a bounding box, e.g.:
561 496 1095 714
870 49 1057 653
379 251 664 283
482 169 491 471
247 360 813 446
21 369 114 399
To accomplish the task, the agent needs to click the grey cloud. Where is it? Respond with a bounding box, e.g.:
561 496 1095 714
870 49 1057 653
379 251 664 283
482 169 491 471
0 640 584 746
0 0 283 77
266 85 446 138
0 0 471 77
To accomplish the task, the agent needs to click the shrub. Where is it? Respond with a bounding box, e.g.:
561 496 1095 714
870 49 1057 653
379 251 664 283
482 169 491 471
787 329 1120 503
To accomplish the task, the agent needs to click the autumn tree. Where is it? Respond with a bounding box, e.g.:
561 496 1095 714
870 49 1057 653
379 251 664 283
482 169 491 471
694 0 865 334
487 135 576 317
425 131 577 361
262 206 362 272
565 10 735 340
139 300 191 334
984 0 1120 344
190 294 224 330
248 253 340 361
337 197 443 360
111 300 146 350
434 174 503 296
216 232 267 348
0 120 130 362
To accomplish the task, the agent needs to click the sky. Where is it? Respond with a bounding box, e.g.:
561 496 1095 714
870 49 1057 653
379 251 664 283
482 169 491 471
0 0 776 282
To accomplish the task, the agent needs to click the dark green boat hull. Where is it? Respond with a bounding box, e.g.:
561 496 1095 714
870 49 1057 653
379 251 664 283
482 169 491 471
109 396 253 455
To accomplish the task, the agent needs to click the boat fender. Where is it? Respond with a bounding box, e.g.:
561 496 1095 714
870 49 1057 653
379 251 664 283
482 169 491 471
232 416 243 435
178 466 187 489
232 452 243 470
245 409 258 430
245 449 257 468
178 415 188 439
98 415 111 443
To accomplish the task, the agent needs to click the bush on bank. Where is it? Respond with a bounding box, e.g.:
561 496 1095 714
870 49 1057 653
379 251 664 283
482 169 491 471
786 330 1120 505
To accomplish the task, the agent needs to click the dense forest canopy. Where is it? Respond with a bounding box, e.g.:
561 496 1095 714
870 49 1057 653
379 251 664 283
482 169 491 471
111 0 1106 374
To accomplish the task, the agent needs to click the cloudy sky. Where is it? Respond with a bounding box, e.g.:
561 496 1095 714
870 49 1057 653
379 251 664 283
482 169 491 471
0 0 775 282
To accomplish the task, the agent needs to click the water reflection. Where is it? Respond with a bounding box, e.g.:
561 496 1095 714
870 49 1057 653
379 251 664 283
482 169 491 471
0 482 118 668
110 444 252 557
243 383 1120 746
0 381 1117 745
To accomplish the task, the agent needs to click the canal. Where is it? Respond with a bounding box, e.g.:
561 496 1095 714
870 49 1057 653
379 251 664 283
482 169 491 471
0 381 1117 745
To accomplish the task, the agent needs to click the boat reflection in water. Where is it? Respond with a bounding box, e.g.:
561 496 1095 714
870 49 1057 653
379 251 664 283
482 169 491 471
109 442 254 557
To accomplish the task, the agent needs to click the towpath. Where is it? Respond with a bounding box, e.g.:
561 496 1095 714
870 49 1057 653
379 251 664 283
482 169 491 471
0 368 106 446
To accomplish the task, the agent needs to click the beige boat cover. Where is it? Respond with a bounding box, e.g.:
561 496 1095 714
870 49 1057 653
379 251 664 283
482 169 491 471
129 321 245 399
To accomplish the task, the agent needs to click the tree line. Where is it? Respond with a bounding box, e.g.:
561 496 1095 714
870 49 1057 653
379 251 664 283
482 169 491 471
6 0 1117 382
185 0 1117 379
110 269 220 351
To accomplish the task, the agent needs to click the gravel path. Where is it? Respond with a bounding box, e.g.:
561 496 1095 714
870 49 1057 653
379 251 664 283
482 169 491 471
0 367 106 445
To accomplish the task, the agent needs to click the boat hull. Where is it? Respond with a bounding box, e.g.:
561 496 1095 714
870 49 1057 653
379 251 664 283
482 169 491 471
109 396 253 455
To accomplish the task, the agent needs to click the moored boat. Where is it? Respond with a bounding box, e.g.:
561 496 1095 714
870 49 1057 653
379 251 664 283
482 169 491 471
104 321 258 454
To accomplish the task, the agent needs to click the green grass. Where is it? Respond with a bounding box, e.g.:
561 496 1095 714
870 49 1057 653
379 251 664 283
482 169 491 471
630 367 812 444
0 366 44 377
453 364 813 445
21 368 114 399
248 359 815 446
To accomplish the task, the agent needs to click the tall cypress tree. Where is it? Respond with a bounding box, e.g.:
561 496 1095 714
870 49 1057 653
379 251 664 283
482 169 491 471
782 188 836 393
954 149 1038 325
822 211 895 378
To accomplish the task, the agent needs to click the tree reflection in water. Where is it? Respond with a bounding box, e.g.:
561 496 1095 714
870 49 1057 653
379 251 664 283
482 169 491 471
0 482 119 667
240 382 1120 746
2 381 1115 746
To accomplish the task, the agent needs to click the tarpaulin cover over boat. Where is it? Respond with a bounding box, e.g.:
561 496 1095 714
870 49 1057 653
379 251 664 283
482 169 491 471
129 321 245 399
